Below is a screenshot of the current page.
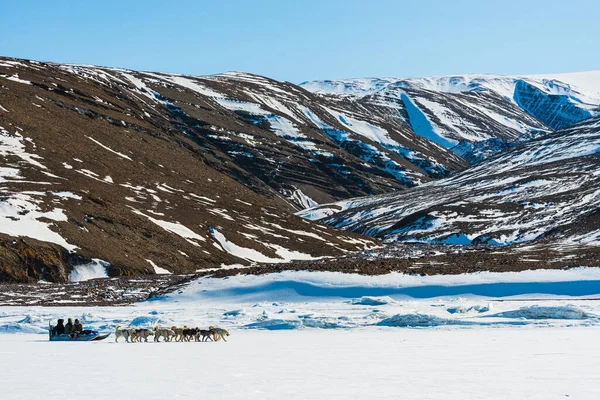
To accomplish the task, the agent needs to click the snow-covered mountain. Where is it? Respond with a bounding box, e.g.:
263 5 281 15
2 56 600 281
300 116 600 247
301 71 600 161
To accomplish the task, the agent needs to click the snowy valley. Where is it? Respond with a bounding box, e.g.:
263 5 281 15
6 0 600 397
1 56 600 399
2 268 600 399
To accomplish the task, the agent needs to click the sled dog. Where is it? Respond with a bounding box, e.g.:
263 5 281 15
171 325 188 342
154 325 175 342
182 327 198 342
209 326 230 342
132 328 154 342
115 325 137 343
196 329 213 342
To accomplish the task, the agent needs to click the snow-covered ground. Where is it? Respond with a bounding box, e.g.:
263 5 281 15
3 268 600 332
1 328 598 399
2 268 600 398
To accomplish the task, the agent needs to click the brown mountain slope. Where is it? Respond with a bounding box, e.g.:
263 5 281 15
0 57 376 282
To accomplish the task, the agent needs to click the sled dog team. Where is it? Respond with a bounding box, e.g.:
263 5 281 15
115 324 230 343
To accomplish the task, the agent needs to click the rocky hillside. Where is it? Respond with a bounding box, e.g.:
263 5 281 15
2 56 600 282
0 59 470 210
0 57 382 282
300 116 600 248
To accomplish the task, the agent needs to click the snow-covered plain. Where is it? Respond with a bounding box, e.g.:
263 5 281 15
2 268 600 398
1 328 598 400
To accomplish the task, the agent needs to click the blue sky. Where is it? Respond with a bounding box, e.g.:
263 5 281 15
1 0 598 83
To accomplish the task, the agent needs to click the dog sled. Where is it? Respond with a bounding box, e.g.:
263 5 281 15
48 322 109 342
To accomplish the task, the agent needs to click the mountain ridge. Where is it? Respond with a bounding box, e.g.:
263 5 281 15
300 116 600 248
2 56 600 282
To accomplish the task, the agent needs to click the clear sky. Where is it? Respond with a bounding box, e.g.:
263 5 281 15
1 0 599 83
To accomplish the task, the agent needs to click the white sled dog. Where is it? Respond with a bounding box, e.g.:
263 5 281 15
209 326 230 342
114 325 137 343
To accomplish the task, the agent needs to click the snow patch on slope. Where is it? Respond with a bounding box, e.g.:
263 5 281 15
0 195 75 251
146 259 171 275
0 127 76 251
401 92 456 148
323 107 396 147
210 228 317 263
86 136 132 160
289 188 318 209
69 259 110 282
131 209 205 245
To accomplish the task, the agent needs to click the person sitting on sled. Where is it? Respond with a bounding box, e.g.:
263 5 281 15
52 319 65 335
72 319 83 336
64 318 73 335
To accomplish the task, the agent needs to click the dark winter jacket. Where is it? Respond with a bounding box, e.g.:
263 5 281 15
73 322 83 333
64 320 73 335
53 321 65 335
